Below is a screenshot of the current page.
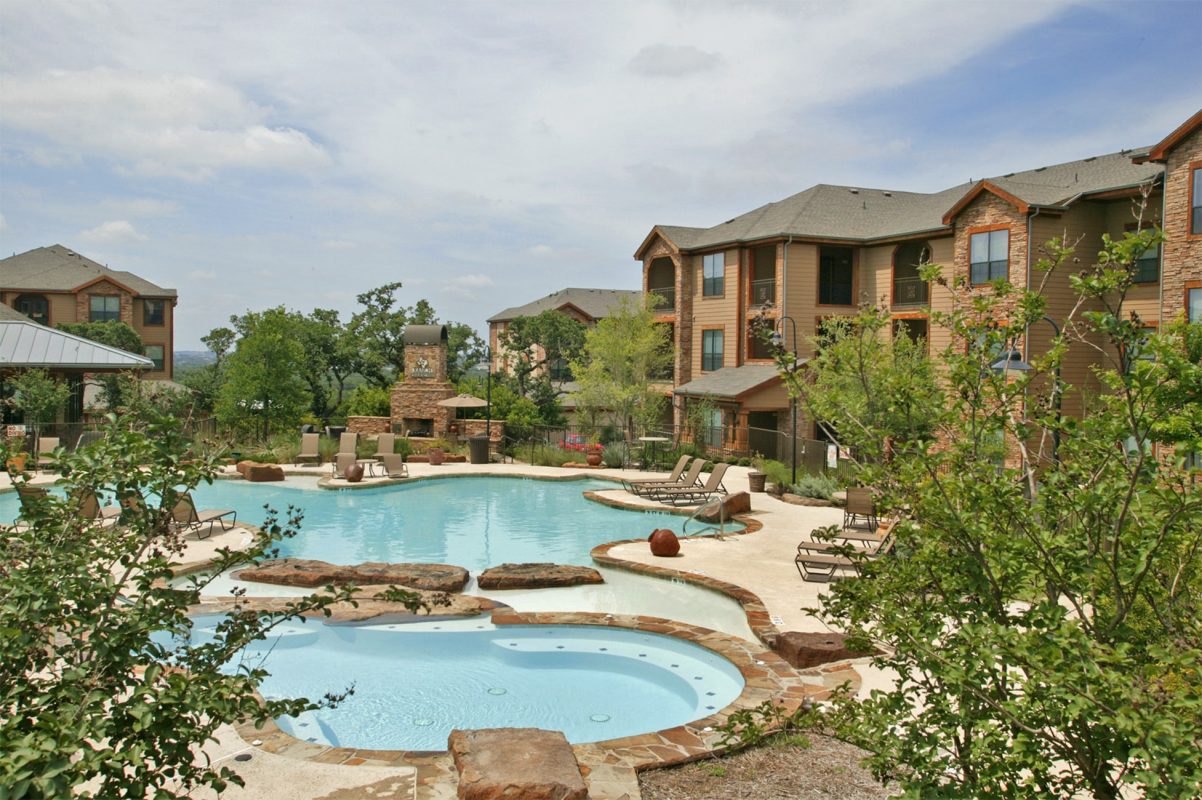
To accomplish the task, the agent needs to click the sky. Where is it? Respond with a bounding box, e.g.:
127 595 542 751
1 0 1199 350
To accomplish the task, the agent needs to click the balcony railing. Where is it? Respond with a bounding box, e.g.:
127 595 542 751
749 278 776 306
893 276 929 306
649 286 675 310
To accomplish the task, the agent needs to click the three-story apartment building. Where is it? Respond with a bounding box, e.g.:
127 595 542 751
637 109 1202 457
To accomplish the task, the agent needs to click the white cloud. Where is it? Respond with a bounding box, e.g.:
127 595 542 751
527 244 555 258
320 239 357 250
0 213 7 233
452 274 495 289
628 44 723 78
99 198 180 218
188 269 217 281
78 220 147 244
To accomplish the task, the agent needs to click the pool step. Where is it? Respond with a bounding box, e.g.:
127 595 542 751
448 727 588 800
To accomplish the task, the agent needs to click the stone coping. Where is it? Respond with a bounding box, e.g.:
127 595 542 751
228 609 832 774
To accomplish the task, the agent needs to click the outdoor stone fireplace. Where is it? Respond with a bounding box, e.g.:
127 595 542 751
390 325 455 438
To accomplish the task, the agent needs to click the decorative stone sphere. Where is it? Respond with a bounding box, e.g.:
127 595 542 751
649 528 680 557
345 462 364 483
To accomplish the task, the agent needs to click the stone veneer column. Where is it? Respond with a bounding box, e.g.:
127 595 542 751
390 340 456 436
1159 126 1202 323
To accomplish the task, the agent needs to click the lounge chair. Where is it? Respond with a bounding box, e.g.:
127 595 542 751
621 455 691 493
295 432 321 465
796 523 896 582
655 462 730 506
379 452 408 478
332 452 362 479
338 432 358 458
15 484 49 520
372 433 395 460
74 488 121 523
75 430 106 451
170 492 237 539
843 487 878 531
36 437 60 472
631 459 707 498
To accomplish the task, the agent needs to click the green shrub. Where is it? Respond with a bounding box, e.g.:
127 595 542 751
529 444 565 467
759 458 793 489
346 385 392 417
602 442 627 468
793 471 841 500
395 437 412 458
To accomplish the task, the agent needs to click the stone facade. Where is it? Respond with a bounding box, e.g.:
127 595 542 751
950 191 1029 333
641 234 692 430
390 340 455 437
74 279 135 327
1158 125 1202 324
459 418 505 444
346 415 390 435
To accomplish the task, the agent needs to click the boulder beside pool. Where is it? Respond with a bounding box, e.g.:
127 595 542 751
449 727 587 800
476 563 604 590
234 559 469 592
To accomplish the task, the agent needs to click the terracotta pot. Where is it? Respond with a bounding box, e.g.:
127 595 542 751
649 528 680 557
428 448 445 466
345 462 364 483
586 452 602 467
5 454 27 473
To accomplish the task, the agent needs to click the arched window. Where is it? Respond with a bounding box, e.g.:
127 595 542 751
13 294 50 325
892 241 931 306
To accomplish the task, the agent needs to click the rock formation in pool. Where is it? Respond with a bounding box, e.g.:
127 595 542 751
234 559 469 592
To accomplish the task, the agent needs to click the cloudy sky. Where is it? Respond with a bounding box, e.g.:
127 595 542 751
1 1 1199 349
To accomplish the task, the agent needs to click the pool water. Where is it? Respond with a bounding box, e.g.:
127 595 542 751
183 476 723 571
187 615 744 750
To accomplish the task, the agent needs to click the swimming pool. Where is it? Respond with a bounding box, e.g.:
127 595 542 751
182 475 726 571
187 614 745 750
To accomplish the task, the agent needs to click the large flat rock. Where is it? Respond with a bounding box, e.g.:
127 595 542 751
696 491 751 522
773 631 880 668
233 559 469 592
476 563 604 590
449 728 587 800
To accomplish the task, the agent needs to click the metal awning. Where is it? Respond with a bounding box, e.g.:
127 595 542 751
0 317 154 371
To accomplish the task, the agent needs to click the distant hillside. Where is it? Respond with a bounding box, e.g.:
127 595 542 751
174 350 216 370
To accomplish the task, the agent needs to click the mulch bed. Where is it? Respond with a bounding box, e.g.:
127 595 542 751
638 734 892 800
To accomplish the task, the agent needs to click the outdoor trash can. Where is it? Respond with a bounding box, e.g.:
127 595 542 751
469 435 490 464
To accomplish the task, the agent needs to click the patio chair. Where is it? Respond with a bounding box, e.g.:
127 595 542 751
332 452 361 479
379 452 409 479
843 487 878 531
36 437 60 472
372 433 395 460
629 459 707 498
73 488 121 523
15 484 49 521
295 432 321 466
338 432 358 457
655 462 730 506
170 492 237 540
796 523 896 582
620 455 691 493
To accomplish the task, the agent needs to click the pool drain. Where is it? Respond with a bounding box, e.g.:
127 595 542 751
590 714 611 723
413 718 434 727
487 687 507 695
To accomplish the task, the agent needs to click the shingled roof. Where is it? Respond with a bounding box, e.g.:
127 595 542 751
643 148 1164 256
488 288 642 323
0 244 177 298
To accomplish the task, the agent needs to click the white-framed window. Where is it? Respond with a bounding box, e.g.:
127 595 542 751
970 229 1009 284
702 253 725 297
1191 166 1201 235
1189 286 1202 324
701 329 724 371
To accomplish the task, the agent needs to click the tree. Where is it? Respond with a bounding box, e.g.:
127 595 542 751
498 310 587 395
780 230 1202 799
202 326 236 369
0 407 372 797
445 320 486 385
4 369 72 453
57 321 145 410
570 296 671 439
178 327 237 414
217 307 310 440
348 282 410 386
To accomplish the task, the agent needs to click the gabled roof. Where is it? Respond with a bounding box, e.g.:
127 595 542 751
673 365 789 400
488 288 642 324
0 244 177 298
0 314 154 370
1138 108 1202 163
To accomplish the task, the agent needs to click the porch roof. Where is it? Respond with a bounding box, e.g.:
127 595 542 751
0 312 154 371
673 364 797 401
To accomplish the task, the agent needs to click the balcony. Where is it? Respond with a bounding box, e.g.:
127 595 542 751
649 285 675 311
893 276 929 306
749 278 775 307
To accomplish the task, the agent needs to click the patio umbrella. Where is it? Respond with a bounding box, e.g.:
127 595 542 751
437 393 488 420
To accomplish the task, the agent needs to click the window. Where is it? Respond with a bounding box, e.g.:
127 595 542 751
893 317 928 348
143 298 165 326
705 408 724 449
701 329 724 371
144 345 164 371
702 253 725 297
1127 224 1160 283
1123 327 1156 373
818 246 854 305
1189 285 1202 324
89 295 120 322
548 357 572 381
1192 166 1202 235
970 228 1009 284
13 293 49 325
815 317 849 355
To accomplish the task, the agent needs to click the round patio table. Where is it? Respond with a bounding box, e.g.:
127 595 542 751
636 436 670 471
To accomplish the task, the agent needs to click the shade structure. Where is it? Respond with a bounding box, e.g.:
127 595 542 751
437 393 488 409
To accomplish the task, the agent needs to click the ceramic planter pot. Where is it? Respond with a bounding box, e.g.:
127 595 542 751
428 448 445 466
649 528 680 557
586 452 602 467
748 471 767 492
345 462 364 483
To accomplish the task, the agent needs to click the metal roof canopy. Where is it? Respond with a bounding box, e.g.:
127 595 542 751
0 318 154 371
402 325 447 346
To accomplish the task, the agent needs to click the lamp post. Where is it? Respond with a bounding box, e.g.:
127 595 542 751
769 316 800 486
484 344 492 439
988 315 1061 463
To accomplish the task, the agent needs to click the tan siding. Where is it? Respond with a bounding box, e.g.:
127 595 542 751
782 243 819 357
742 382 791 410
860 244 891 308
692 250 738 373
925 237 956 358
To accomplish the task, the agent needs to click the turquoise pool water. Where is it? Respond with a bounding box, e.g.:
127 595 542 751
185 615 744 750
3 476 731 572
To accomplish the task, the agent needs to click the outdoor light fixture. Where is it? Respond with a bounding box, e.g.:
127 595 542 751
989 350 1032 373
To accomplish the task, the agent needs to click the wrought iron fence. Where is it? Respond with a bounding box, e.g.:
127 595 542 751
749 278 775 306
892 276 929 305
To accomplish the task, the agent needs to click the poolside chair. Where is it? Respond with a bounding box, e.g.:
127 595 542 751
795 523 896 582
295 432 321 466
338 432 358 458
843 487 878 531
15 484 49 521
372 433 395 460
73 488 121 524
36 437 60 472
74 430 106 451
379 452 408 479
620 455 691 494
630 459 707 498
170 492 237 540
654 462 730 506
332 452 362 479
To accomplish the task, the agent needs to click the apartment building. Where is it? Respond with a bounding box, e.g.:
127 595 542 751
636 109 1202 456
0 244 177 380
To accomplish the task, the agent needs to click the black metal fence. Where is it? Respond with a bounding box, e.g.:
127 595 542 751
3 417 218 453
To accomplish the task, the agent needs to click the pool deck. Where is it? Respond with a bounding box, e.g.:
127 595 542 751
5 460 888 799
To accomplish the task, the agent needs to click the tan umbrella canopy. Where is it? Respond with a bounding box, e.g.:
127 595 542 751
437 393 488 419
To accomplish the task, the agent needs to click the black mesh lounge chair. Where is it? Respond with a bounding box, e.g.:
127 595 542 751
654 463 730 506
171 492 237 540
632 459 707 498
621 455 691 493
295 433 321 465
